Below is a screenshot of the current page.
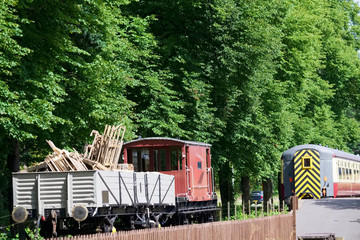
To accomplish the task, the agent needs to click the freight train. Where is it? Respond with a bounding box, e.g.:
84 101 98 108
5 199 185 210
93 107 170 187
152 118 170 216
280 144 360 204
11 137 217 237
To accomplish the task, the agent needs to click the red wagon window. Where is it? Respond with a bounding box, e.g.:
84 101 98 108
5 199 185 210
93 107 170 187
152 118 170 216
160 149 166 171
171 149 178 170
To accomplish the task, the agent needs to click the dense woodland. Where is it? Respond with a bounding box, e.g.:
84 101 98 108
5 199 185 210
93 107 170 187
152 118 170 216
2 0 360 221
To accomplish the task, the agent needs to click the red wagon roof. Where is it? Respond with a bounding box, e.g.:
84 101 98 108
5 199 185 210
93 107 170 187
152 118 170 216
124 137 211 148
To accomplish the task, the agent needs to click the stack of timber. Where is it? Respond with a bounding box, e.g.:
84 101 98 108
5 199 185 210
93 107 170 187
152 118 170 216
84 124 126 170
23 124 133 173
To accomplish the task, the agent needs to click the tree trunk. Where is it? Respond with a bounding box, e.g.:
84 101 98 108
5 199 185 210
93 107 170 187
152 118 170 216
7 138 20 172
7 138 20 237
277 172 283 211
262 177 272 212
240 176 250 212
218 160 234 216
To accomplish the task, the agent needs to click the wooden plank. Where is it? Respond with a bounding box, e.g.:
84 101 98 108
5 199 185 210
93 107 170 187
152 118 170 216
103 125 116 165
82 159 108 170
113 126 126 167
109 125 123 167
96 125 109 163
85 130 99 159
25 162 48 172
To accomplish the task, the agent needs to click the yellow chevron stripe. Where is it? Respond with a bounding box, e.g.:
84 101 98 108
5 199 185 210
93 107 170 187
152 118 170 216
295 173 320 190
312 165 320 175
296 182 321 199
308 185 321 199
296 171 313 186
293 150 320 174
297 171 320 188
294 150 306 159
294 149 321 199
296 180 320 196
294 150 306 166
308 150 320 160
295 165 303 175
312 158 320 168
296 185 320 199
295 173 320 192
295 174 312 191
308 151 320 169
294 159 302 170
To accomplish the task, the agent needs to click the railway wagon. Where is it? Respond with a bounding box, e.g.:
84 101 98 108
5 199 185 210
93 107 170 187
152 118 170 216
11 137 217 237
12 170 175 237
122 137 218 224
281 144 360 203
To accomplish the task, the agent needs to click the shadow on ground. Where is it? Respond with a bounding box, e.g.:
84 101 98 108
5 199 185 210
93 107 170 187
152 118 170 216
313 198 360 211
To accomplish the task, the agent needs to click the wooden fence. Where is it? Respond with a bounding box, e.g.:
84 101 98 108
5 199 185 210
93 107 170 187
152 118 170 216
49 212 296 240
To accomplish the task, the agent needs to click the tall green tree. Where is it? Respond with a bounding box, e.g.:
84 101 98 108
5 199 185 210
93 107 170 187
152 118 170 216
319 0 360 151
2 0 162 164
126 0 222 142
0 0 30 225
0 0 164 226
210 0 285 207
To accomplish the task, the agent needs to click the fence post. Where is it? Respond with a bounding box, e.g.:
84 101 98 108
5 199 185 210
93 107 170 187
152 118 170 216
235 204 237 220
242 203 245 220
228 202 230 220
248 200 251 218
272 198 275 214
255 203 257 218
220 202 222 221
283 200 285 214
291 196 297 240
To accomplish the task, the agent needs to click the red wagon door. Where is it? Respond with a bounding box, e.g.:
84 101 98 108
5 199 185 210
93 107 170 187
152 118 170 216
187 145 212 201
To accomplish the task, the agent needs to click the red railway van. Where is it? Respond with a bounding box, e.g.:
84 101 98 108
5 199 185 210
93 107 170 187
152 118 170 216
123 137 217 223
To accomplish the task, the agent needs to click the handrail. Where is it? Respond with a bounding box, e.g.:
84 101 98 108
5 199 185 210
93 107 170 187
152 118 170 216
211 167 215 194
207 167 211 198
190 166 194 198
185 165 194 200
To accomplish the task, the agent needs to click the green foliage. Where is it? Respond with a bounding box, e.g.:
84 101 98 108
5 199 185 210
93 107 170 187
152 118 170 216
0 226 46 240
2 0 360 218
220 202 289 221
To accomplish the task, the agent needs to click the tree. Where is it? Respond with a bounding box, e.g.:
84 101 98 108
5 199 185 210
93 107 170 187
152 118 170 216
209 0 285 207
126 0 222 142
0 0 164 228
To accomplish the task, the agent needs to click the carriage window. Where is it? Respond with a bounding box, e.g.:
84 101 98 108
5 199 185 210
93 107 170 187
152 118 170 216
179 149 183 170
153 150 159 171
132 149 149 172
198 161 202 169
171 149 179 170
302 157 312 169
132 150 138 172
141 149 150 172
160 149 166 171
206 149 210 169
338 168 342 180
